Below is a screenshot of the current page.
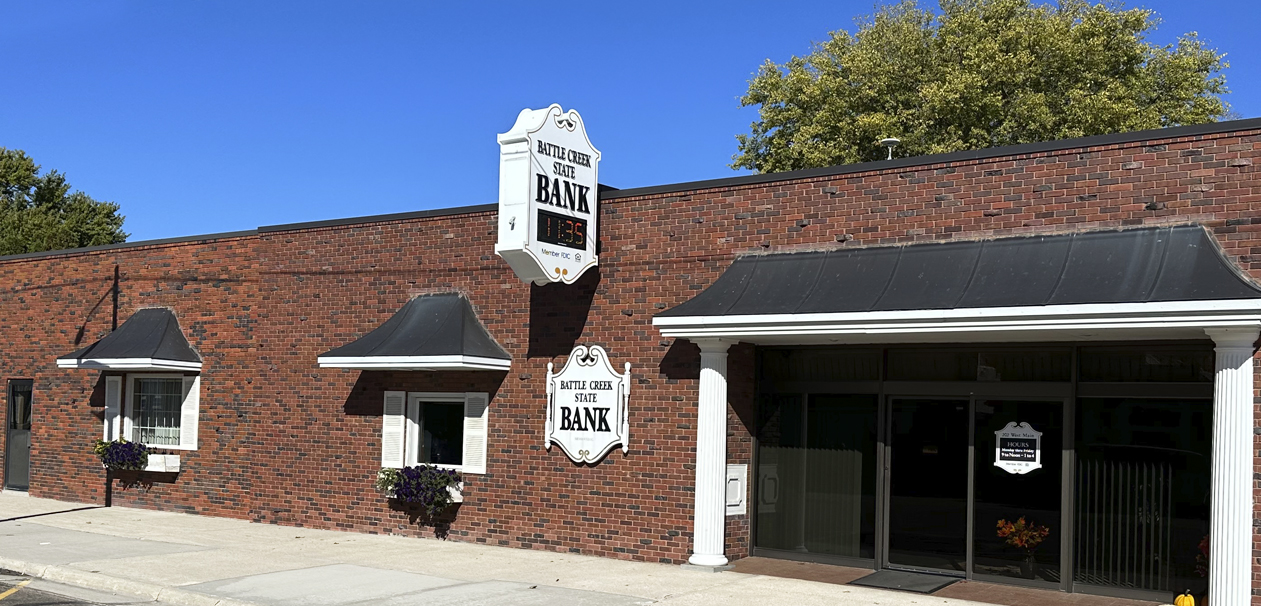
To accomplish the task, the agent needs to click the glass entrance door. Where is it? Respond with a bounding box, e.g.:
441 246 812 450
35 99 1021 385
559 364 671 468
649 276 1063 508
972 400 1064 584
5 380 33 491
886 398 970 573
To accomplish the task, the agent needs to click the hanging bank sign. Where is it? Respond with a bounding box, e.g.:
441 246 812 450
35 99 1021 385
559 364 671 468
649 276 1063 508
545 345 630 463
496 105 601 285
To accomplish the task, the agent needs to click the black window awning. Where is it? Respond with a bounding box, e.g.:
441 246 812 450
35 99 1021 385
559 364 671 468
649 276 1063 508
318 293 511 371
654 226 1261 343
57 308 202 371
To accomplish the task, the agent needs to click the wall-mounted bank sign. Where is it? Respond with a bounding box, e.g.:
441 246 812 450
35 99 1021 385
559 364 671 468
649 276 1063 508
994 421 1042 475
496 105 601 285
545 345 629 464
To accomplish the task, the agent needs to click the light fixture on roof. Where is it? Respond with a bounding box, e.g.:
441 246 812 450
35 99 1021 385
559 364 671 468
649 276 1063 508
880 137 900 160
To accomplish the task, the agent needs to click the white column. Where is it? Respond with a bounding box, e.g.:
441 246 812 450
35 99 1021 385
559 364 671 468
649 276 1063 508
690 338 732 567
1206 327 1259 606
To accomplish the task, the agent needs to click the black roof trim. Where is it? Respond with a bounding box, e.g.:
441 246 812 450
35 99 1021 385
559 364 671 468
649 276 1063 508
258 204 497 234
0 230 259 264
657 225 1261 318
0 204 500 263
603 118 1261 200
58 307 202 364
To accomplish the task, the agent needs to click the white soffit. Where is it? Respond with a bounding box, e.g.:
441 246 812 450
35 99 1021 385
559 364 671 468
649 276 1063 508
652 299 1261 345
317 355 512 371
55 358 203 371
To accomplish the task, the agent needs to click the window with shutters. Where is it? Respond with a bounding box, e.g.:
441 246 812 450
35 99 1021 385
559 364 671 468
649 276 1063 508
132 377 183 445
381 391 488 474
104 373 200 450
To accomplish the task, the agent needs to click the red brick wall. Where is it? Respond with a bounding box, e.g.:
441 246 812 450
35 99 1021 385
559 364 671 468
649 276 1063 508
0 236 258 517
0 125 1258 585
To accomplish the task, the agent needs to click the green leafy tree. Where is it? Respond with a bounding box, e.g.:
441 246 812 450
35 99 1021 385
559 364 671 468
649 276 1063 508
0 148 127 254
733 0 1230 173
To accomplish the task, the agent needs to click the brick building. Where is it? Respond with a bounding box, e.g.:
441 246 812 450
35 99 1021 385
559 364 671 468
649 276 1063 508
3 117 1261 603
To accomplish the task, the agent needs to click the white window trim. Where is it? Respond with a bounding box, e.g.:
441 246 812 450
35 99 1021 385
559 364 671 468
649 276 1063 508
381 391 488 475
122 373 199 451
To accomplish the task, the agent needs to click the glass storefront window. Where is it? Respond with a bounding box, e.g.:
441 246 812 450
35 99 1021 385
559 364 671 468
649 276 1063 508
886 349 1071 382
755 393 877 560
1078 346 1213 382
886 350 978 381
760 349 880 382
1074 398 1211 596
753 343 1216 601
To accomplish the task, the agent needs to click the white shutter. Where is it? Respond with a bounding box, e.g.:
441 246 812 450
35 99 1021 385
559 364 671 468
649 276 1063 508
462 392 488 475
103 376 122 441
381 391 406 468
404 395 420 467
179 375 200 450
121 375 135 442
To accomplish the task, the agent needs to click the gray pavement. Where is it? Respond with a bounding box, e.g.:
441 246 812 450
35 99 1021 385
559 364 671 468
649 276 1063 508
0 493 981 606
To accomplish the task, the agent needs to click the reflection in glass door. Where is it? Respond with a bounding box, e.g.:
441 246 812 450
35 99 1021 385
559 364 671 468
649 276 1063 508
972 400 1063 584
887 399 970 573
755 394 878 560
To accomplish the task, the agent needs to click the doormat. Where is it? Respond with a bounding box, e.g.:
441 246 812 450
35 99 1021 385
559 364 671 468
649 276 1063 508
849 570 959 594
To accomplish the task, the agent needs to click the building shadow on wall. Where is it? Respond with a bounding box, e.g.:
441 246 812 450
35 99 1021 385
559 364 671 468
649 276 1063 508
88 374 108 424
342 370 509 416
659 339 700 381
527 268 599 358
659 339 758 441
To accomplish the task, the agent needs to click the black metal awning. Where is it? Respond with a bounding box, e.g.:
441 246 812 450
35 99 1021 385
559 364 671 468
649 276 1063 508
318 293 511 371
658 226 1261 318
654 226 1261 344
57 308 202 371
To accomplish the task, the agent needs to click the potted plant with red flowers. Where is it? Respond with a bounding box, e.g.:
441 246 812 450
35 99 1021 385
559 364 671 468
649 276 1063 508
997 516 1051 579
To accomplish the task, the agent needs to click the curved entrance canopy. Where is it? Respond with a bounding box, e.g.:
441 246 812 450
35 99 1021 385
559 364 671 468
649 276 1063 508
654 226 1261 344
318 293 511 371
57 308 202 371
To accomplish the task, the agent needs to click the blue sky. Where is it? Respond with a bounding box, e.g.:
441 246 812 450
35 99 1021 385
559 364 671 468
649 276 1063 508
5 1 1260 242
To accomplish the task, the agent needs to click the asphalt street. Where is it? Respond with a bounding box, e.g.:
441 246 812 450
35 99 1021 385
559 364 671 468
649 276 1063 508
0 569 151 606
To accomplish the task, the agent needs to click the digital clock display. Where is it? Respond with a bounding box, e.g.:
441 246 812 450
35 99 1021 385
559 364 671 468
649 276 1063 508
537 209 587 251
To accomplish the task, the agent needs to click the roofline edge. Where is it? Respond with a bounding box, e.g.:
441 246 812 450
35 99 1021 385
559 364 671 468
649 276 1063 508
603 117 1261 200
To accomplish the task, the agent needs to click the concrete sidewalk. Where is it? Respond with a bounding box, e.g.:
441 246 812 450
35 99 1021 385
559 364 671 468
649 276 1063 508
0 493 982 606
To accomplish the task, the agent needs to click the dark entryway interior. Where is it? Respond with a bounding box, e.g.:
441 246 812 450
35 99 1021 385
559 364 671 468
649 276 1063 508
887 398 969 573
752 343 1213 603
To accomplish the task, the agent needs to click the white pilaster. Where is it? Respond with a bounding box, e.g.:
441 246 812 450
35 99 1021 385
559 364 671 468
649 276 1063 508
690 338 732 567
1206 327 1259 606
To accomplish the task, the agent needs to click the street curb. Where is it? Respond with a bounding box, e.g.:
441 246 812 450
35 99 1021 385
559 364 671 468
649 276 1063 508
0 555 261 606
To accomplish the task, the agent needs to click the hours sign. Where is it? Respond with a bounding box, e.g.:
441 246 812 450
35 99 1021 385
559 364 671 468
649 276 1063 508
545 345 630 464
993 421 1042 475
496 105 601 285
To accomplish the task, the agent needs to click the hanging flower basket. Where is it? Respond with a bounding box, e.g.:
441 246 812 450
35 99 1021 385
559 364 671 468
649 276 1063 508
375 465 462 518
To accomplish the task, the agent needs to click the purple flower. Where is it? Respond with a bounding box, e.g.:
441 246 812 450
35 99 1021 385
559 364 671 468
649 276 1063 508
384 464 462 517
